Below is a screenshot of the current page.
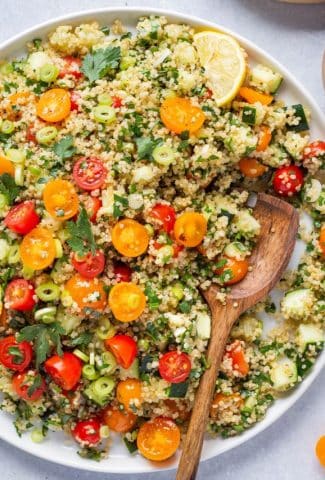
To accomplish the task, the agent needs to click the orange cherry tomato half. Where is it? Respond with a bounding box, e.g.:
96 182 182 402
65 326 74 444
319 225 325 256
108 282 146 322
112 219 149 257
256 125 272 152
103 405 137 433
174 212 207 248
0 335 33 372
239 157 267 178
224 340 249 376
65 274 107 312
137 417 181 461
316 435 325 467
158 351 191 384
19 226 56 270
12 371 46 402
43 179 79 220
0 156 15 176
36 88 71 122
44 352 82 391
210 392 244 418
4 279 36 312
160 97 206 134
215 256 249 285
105 334 137 369
116 378 142 412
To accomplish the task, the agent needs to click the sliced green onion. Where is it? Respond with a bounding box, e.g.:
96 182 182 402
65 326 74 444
95 322 116 340
1 120 15 135
0 62 14 75
34 306 57 322
73 349 89 363
97 93 113 105
93 105 116 124
22 265 34 279
54 239 63 258
39 63 59 83
7 244 20 264
14 164 24 186
138 338 150 351
5 148 26 164
36 126 58 145
82 364 99 381
28 165 42 176
120 56 136 71
152 145 175 166
36 282 60 302
31 428 45 443
0 193 8 210
171 283 184 301
99 351 117 375
144 224 154 237
85 376 115 406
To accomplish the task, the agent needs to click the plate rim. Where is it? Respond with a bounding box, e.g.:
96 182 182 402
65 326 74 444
0 6 324 474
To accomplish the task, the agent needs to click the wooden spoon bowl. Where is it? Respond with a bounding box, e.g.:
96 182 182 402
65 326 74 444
176 192 299 480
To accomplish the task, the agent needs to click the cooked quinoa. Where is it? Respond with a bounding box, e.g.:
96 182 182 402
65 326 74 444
0 16 323 462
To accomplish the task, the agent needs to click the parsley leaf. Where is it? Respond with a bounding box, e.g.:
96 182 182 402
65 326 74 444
27 374 43 397
17 323 65 369
67 207 96 257
113 194 128 218
53 135 76 160
144 284 161 310
81 46 121 83
0 173 21 205
8 346 24 365
135 137 162 160
70 332 93 347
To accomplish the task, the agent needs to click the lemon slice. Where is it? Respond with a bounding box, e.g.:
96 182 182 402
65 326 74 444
194 31 247 106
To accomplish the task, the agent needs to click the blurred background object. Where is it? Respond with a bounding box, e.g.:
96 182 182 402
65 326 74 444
278 0 325 3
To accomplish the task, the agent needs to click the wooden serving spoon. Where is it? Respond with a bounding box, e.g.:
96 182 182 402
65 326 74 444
176 192 299 480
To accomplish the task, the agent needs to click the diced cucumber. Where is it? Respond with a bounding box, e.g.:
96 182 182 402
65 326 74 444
169 381 189 398
0 239 10 262
196 312 211 340
224 241 248 260
56 307 81 333
314 189 325 214
303 178 322 203
287 104 309 132
242 395 257 414
270 357 298 392
231 315 263 342
119 358 140 380
250 64 283 94
283 131 309 160
242 106 256 125
281 288 315 321
27 52 51 78
296 324 324 351
233 210 261 239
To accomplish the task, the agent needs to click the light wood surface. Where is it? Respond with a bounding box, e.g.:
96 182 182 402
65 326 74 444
176 193 299 480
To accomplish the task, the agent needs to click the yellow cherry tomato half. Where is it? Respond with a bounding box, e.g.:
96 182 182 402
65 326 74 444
319 225 325 256
239 157 267 178
116 379 142 412
160 97 206 134
65 274 107 311
0 156 15 176
111 219 149 257
19 226 56 270
43 179 79 221
109 282 146 322
137 417 181 462
174 212 207 247
102 405 137 433
36 88 71 122
215 256 249 285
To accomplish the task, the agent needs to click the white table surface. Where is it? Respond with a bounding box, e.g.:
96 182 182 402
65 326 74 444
0 1 324 479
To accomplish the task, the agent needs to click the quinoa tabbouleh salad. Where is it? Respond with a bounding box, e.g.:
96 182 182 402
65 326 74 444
0 15 324 463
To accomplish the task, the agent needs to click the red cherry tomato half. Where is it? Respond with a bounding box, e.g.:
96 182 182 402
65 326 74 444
26 125 36 143
13 371 46 401
303 141 325 160
59 56 83 79
150 204 176 233
5 279 36 311
0 335 33 372
73 157 107 191
273 165 304 197
224 340 249 376
113 262 132 282
112 96 123 108
72 250 105 279
70 91 81 112
105 334 137 369
44 352 82 391
72 418 101 446
158 351 191 384
84 196 102 223
4 201 40 235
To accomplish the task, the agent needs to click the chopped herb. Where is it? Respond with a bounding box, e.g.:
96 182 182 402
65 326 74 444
265 302 276 314
0 173 21 205
144 284 161 310
70 332 93 347
8 346 24 365
123 436 138 454
81 46 121 83
53 135 76 160
27 374 43 397
179 300 191 314
100 26 110 35
135 137 161 160
67 207 96 257
113 194 128 218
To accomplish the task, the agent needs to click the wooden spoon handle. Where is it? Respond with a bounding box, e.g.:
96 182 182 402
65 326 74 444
176 303 240 480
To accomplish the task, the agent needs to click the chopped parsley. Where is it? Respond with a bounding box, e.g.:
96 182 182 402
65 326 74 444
0 173 21 205
67 207 96 257
81 46 121 83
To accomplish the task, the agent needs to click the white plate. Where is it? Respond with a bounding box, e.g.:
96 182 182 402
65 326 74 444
0 7 324 474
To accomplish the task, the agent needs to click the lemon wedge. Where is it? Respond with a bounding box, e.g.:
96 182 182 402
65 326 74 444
194 31 247 106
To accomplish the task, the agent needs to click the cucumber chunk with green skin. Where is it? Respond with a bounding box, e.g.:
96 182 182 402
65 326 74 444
196 312 211 340
287 104 309 132
242 106 256 125
119 358 140 380
281 288 315 321
296 324 324 351
270 357 298 392
241 395 257 414
231 315 263 342
168 381 189 398
224 241 248 260
250 64 283 94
